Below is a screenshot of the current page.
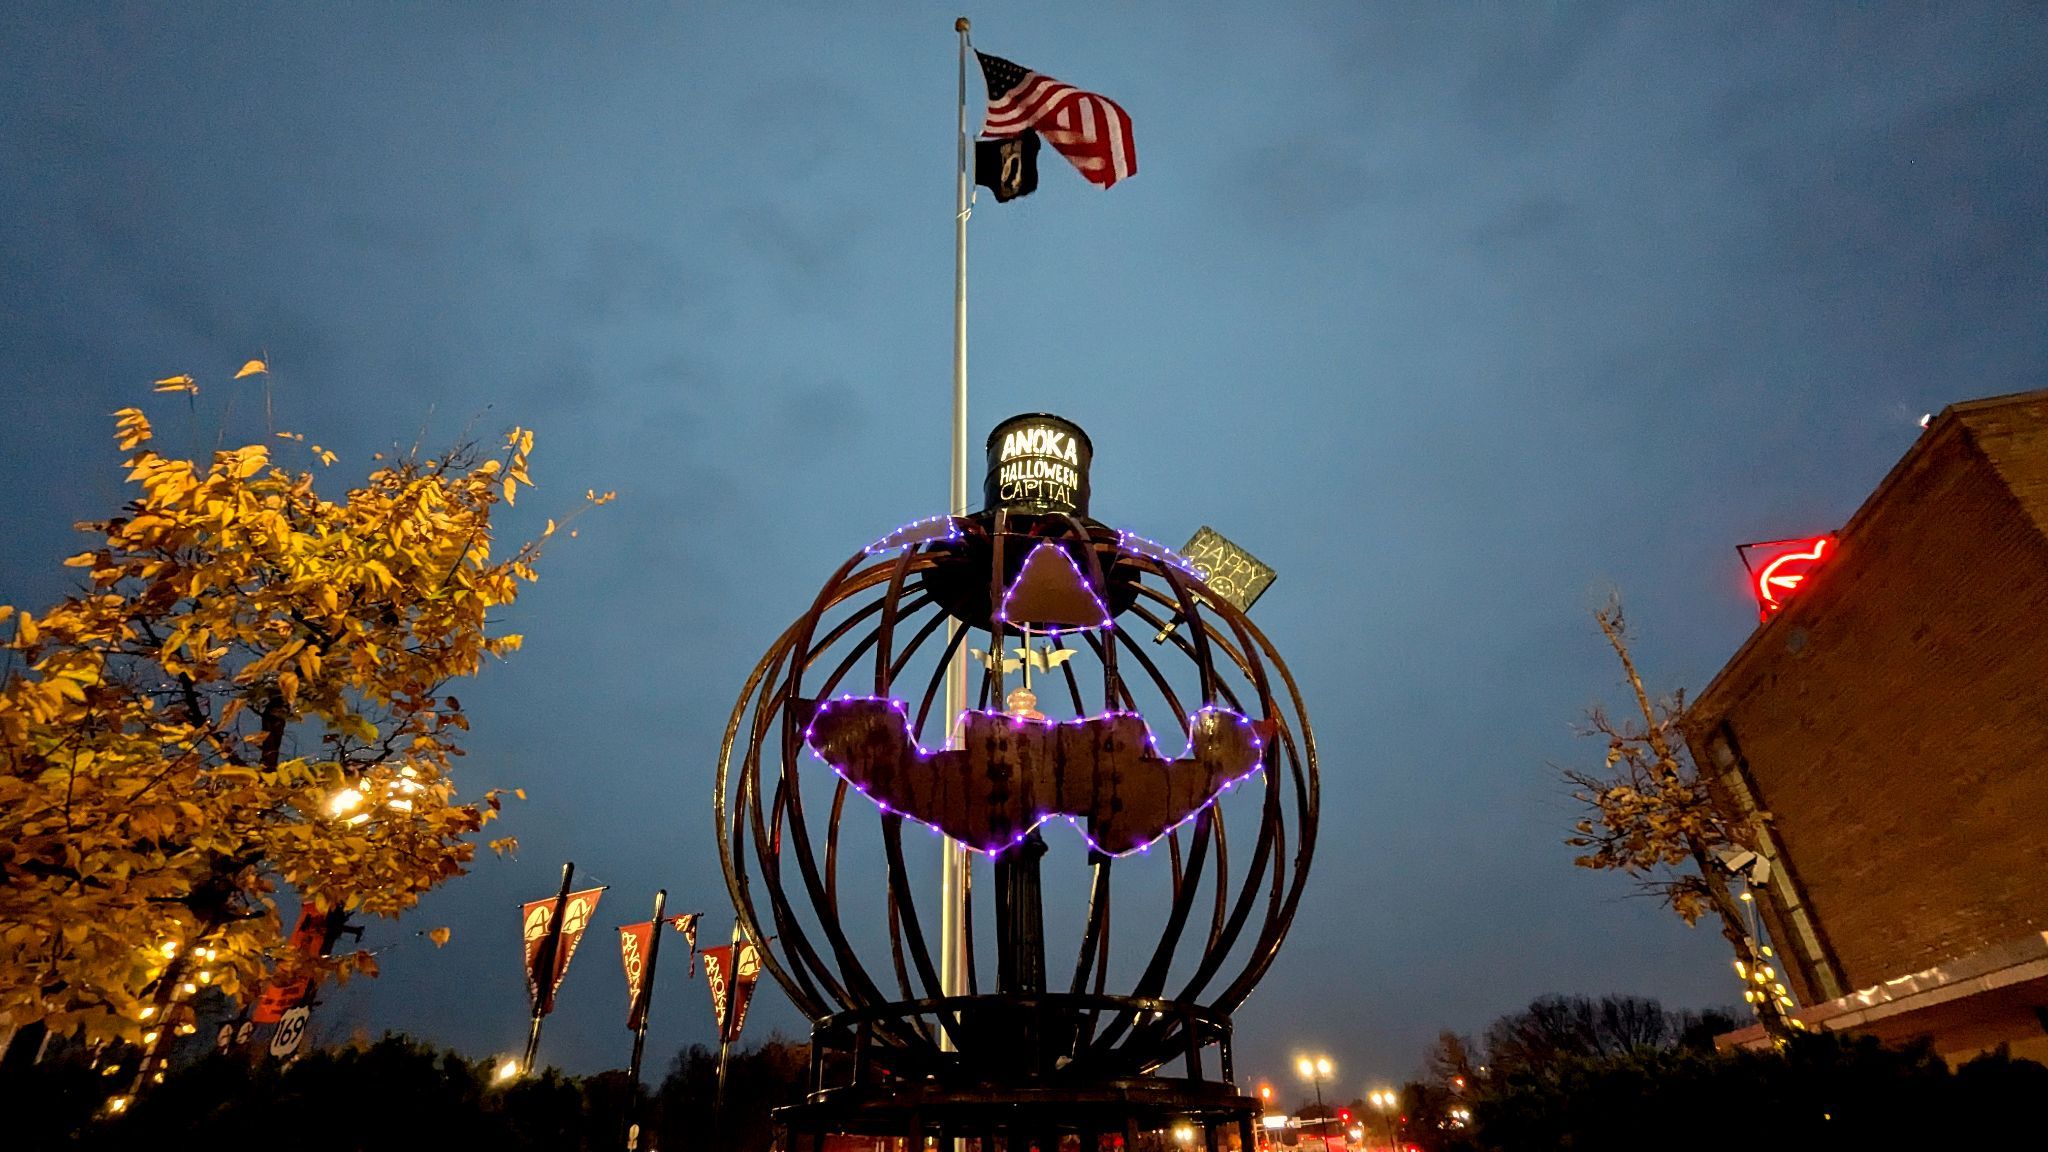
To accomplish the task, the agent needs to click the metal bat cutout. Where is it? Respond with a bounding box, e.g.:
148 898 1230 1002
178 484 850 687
800 697 1273 856
970 648 1024 675
1019 644 1077 674
970 643 1077 682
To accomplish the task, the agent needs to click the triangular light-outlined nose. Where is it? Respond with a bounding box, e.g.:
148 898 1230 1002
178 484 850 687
996 542 1113 631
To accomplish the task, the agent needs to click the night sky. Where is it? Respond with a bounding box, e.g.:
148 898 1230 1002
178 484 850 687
5 3 2046 1099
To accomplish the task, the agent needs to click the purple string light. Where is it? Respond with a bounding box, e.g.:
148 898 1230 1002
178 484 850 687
1115 529 1200 576
863 514 966 555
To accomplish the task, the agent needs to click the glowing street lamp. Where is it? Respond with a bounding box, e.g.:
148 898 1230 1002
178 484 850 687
1297 1055 1334 1142
1368 1089 1400 1150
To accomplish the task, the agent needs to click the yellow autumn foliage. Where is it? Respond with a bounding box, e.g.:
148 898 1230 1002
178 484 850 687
0 395 597 1052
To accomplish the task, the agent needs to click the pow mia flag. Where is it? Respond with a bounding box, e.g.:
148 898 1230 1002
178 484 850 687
975 131 1040 202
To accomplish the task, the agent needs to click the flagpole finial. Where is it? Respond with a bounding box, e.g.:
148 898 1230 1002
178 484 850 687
956 17 970 32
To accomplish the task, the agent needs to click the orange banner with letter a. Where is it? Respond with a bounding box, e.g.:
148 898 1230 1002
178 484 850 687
700 935 765 1044
522 887 603 1015
618 921 656 1030
621 912 703 1029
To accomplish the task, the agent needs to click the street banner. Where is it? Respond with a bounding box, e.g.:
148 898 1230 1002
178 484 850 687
523 887 604 1015
618 921 656 1031
671 911 702 976
618 912 702 1029
701 936 765 1044
252 906 328 1023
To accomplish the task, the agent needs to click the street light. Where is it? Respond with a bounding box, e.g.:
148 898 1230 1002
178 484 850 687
1368 1089 1399 1151
1297 1056 1334 1146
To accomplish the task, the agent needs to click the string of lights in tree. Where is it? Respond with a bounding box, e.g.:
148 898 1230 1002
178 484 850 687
103 934 227 1113
104 777 420 1113
1732 886 1803 1033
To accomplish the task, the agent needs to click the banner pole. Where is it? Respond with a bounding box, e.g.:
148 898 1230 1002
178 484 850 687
713 920 740 1123
715 1034 732 1115
523 861 574 1073
940 11 973 1053
623 889 665 1152
628 889 666 1088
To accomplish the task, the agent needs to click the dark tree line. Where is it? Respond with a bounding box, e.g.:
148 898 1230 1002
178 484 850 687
1 1032 811 1152
12 1001 2046 1151
1403 994 2048 1152
650 1040 809 1152
1474 993 1736 1076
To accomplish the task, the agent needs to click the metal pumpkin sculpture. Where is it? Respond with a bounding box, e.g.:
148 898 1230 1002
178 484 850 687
716 414 1318 1149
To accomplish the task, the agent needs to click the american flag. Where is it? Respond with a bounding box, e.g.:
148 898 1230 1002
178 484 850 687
977 51 1136 189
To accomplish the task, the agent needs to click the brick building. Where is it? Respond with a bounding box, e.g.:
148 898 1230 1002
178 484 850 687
1686 388 2048 1063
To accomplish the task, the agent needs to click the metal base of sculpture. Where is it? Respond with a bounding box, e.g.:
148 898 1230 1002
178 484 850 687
780 994 1257 1151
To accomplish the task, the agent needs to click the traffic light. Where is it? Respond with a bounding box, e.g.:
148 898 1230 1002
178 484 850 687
1338 1109 1351 1123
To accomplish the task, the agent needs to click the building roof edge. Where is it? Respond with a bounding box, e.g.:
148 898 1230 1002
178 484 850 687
1691 388 2048 717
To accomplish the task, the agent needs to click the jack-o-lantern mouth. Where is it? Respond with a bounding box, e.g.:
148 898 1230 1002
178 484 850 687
800 696 1273 857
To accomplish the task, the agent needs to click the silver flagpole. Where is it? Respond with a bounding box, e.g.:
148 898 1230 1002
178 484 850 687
939 15 973 1046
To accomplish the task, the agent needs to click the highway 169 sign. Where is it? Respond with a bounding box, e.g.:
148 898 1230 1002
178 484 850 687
269 1005 310 1058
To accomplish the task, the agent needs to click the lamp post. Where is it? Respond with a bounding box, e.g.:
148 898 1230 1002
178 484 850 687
1297 1056 1333 1150
1368 1089 1399 1152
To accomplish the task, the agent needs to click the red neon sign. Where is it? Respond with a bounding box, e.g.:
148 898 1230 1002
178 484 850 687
1739 536 1835 619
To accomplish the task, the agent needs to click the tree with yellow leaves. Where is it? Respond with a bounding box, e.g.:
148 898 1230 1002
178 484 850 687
0 389 607 1100
1564 597 1796 1041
